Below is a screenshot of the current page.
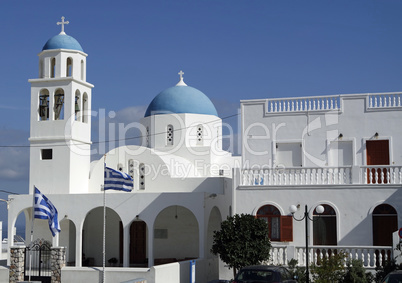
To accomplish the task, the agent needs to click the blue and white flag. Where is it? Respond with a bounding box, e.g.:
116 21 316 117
104 166 133 192
34 187 61 237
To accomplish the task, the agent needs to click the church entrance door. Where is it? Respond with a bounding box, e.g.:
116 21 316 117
130 221 147 266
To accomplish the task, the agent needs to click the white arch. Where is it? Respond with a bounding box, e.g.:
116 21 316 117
252 201 286 216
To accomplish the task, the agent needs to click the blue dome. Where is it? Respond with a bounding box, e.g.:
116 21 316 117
42 33 83 52
144 85 218 117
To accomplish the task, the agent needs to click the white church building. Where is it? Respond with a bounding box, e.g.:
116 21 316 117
7 19 238 282
6 19 402 282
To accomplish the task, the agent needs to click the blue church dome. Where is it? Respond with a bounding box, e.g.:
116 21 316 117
144 85 218 117
42 33 84 52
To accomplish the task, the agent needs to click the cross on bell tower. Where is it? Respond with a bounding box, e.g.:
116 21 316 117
57 16 69 35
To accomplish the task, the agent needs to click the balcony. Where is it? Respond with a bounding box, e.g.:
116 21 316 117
241 166 402 186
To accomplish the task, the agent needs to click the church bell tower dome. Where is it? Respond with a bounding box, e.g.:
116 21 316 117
42 17 83 52
42 33 83 52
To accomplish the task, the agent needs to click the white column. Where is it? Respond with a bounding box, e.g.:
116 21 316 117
147 225 154 267
198 213 206 259
75 222 83 267
52 232 59 247
123 224 130 267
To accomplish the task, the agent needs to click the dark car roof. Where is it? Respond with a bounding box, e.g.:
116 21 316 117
240 265 283 271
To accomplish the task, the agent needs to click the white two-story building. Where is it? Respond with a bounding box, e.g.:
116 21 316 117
235 94 402 268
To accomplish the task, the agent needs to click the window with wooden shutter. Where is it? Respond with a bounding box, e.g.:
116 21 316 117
280 216 293 242
257 205 293 242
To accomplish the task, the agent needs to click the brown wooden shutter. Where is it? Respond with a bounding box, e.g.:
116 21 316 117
366 140 389 165
280 216 293 242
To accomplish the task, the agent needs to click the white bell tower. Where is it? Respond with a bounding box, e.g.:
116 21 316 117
28 17 94 195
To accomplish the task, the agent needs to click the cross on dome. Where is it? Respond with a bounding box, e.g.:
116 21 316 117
57 16 69 35
176 70 187 86
178 70 184 80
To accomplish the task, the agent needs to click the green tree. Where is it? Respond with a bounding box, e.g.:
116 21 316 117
211 214 271 277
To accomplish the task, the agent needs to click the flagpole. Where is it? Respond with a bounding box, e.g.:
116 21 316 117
103 154 107 283
29 186 36 282
102 184 106 283
102 154 133 283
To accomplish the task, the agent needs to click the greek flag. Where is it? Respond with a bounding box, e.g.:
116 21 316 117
34 187 61 237
104 166 133 192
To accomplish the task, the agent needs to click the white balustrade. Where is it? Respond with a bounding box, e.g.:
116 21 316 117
269 244 392 269
241 167 352 186
265 93 402 114
362 166 402 185
266 96 341 113
241 166 402 186
368 93 402 108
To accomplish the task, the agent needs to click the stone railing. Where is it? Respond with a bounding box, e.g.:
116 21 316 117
265 95 340 113
362 166 402 185
242 167 352 186
268 245 393 269
368 93 402 109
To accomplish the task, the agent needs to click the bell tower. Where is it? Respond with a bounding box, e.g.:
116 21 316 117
28 17 94 195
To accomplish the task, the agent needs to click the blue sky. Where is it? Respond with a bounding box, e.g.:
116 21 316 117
0 0 402 234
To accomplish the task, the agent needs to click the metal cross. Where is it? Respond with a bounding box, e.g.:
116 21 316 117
57 16 69 34
178 70 184 80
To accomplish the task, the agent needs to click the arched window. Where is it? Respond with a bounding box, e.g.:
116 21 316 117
82 93 88 123
313 204 337 245
196 124 203 145
39 59 44 78
146 127 149 147
256 205 292 242
128 159 134 179
75 91 81 121
66 57 73 77
139 163 145 190
81 60 85 81
166 125 173 146
39 89 50 121
373 204 397 246
216 126 220 147
54 89 64 120
51 58 56 78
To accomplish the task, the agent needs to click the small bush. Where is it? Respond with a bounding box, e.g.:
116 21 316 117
311 251 346 283
287 259 306 283
343 259 373 283
374 259 402 283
